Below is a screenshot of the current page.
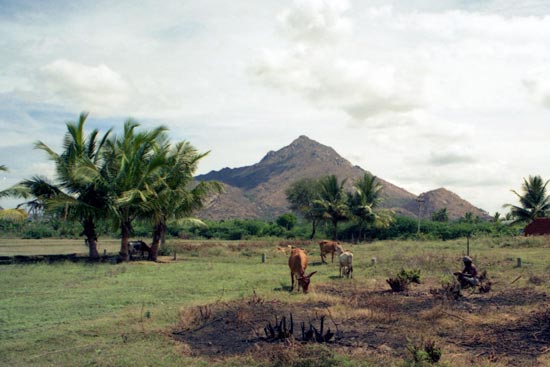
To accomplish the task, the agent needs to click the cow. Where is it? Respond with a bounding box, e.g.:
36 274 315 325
288 247 317 293
129 240 150 259
336 246 354 279
319 240 341 264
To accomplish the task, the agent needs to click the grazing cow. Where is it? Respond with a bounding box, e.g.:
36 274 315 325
288 248 317 293
129 240 150 259
319 240 341 264
276 245 292 256
336 246 353 279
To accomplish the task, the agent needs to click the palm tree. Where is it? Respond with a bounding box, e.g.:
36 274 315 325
285 178 323 239
4 112 111 259
349 173 385 241
504 175 550 224
13 113 112 259
8 176 64 217
314 175 349 240
102 120 168 262
145 141 222 260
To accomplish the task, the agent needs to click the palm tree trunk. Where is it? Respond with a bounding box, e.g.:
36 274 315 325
309 219 317 240
119 220 131 262
149 219 165 261
82 217 100 260
332 220 338 240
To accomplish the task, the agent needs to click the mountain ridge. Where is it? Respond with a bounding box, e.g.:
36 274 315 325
196 136 489 221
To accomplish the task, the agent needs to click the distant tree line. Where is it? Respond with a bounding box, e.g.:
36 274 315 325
285 173 393 241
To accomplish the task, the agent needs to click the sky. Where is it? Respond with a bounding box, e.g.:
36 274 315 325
1 0 550 215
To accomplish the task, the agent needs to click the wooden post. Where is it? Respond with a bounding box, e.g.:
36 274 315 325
261 253 266 263
173 250 177 261
466 235 470 256
516 258 522 268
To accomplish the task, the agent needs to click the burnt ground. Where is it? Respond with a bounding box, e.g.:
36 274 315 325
172 284 550 366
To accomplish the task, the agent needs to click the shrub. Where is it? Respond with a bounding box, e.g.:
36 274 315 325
405 339 442 366
387 268 422 292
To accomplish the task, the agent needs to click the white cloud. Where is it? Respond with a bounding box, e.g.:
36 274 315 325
38 59 131 114
278 0 352 43
428 147 477 166
522 67 550 109
254 3 550 126
253 1 424 122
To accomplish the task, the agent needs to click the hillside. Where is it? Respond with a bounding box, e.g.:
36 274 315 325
196 136 488 220
402 187 490 221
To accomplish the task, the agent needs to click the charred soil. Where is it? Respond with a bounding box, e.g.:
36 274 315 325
172 283 550 366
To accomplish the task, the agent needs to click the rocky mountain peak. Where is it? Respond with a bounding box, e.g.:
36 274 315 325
196 136 488 220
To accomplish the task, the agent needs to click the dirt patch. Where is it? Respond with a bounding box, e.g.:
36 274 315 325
172 284 550 366
172 296 341 358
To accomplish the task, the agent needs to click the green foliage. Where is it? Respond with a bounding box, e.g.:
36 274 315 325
504 175 550 224
22 226 56 239
398 268 422 284
431 208 448 222
0 213 522 242
185 219 278 240
157 243 173 256
340 216 518 241
405 339 442 366
315 175 349 239
387 268 422 292
276 213 297 230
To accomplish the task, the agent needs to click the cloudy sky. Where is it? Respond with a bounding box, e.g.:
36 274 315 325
2 0 550 215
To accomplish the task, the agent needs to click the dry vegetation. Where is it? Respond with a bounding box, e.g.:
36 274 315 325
172 280 550 366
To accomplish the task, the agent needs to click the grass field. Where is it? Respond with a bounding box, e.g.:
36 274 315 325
1 236 550 366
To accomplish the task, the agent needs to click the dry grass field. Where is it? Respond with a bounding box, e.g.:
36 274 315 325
1 236 550 366
0 238 120 256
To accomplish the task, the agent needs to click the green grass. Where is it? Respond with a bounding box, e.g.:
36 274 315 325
1 236 550 366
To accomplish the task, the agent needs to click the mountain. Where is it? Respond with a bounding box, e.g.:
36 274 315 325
402 188 489 221
195 135 489 221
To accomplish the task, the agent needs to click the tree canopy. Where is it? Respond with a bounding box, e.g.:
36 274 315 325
504 175 550 224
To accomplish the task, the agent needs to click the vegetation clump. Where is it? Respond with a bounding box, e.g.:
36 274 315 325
387 268 422 292
405 339 442 366
430 281 462 301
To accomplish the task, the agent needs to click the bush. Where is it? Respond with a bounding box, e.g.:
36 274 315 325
276 213 297 231
405 339 442 366
387 268 422 292
398 268 422 284
22 227 56 239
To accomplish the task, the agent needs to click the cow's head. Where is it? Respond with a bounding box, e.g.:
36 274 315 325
298 271 317 293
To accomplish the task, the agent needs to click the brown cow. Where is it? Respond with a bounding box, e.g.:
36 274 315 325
319 240 342 264
288 248 317 293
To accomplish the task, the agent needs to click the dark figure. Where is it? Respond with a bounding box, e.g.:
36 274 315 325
454 256 479 288
129 240 150 259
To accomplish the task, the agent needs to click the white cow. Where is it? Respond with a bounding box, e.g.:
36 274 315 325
336 246 353 279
